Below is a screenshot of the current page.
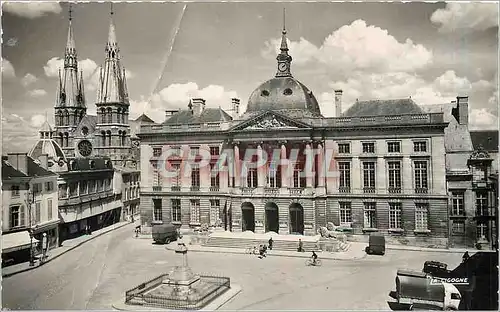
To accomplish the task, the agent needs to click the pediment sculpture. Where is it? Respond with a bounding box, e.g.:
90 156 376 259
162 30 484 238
247 115 298 130
470 147 491 160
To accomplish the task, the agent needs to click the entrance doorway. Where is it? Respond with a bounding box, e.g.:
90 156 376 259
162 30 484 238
241 202 255 232
289 203 304 234
265 202 279 233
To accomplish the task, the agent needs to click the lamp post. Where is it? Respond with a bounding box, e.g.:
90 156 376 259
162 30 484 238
26 186 35 267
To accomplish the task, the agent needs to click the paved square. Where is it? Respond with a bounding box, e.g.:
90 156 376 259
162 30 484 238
2 224 463 310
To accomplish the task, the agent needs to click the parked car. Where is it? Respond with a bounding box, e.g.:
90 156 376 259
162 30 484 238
365 233 385 255
152 223 181 244
423 261 449 276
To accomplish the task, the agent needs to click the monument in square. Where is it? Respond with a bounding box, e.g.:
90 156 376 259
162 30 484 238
116 243 240 310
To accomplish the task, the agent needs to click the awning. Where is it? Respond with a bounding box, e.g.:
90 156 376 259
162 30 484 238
2 231 40 253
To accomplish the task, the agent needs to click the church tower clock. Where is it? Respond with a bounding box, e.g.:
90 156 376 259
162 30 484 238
275 9 293 78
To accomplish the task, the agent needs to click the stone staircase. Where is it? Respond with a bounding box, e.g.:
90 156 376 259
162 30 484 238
203 236 320 252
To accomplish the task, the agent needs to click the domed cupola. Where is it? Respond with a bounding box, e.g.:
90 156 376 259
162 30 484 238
245 9 323 118
28 120 67 166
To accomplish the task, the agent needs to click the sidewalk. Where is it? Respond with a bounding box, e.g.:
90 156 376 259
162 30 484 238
165 239 367 261
2 219 136 278
385 244 495 254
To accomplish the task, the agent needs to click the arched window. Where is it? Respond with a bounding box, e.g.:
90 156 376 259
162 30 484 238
123 109 127 124
100 108 106 124
57 111 63 126
106 130 112 146
121 131 126 146
64 132 69 147
80 111 84 122
101 131 106 146
64 110 69 126
107 108 112 123
59 133 64 147
118 131 122 146
117 109 122 124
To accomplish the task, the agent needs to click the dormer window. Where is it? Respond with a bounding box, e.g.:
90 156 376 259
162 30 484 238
283 88 293 95
261 90 270 97
70 160 77 171
90 160 96 169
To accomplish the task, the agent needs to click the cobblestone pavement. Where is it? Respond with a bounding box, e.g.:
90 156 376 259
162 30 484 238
2 225 463 310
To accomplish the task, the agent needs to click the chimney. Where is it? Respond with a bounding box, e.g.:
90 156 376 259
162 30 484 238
7 153 29 175
38 154 49 170
334 90 343 117
454 96 469 125
191 98 206 117
231 98 240 119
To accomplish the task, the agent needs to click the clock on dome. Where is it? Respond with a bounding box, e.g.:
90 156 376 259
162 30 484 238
78 140 93 157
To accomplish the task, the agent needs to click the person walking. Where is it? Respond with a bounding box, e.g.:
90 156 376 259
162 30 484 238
268 237 273 250
298 238 304 252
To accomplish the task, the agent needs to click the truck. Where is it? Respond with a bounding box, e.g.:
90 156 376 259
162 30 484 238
152 223 181 244
388 269 462 310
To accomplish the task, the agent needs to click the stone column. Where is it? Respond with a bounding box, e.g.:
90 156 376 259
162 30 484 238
305 142 313 188
317 142 325 188
233 143 240 188
280 143 288 188
377 157 386 194
257 143 265 188
403 157 413 193
352 157 361 194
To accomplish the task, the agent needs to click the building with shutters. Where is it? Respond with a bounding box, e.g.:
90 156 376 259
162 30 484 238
137 21 458 248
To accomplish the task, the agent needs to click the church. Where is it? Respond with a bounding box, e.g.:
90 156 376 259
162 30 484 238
137 21 468 248
28 7 142 242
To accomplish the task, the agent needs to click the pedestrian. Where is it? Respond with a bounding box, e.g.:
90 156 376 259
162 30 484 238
462 251 470 263
41 233 48 263
268 237 273 250
298 239 304 252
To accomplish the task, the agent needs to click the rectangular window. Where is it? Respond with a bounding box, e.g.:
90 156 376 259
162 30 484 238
47 199 53 220
338 143 350 154
414 161 428 192
247 167 258 188
89 180 96 193
171 163 180 187
210 199 220 225
33 183 42 195
476 192 488 216
108 179 112 191
413 141 427 152
171 199 181 222
292 162 305 188
388 161 402 191
267 162 282 188
69 183 78 197
11 185 20 197
451 192 465 216
35 202 41 223
363 202 376 228
45 182 54 192
476 222 489 240
415 203 429 231
190 146 200 156
452 220 465 235
210 163 220 188
97 180 104 192
153 199 162 221
59 184 68 198
339 202 352 225
389 203 402 229
80 180 88 195
191 164 200 187
153 147 162 157
362 161 376 192
190 199 201 224
10 206 22 228
210 146 220 156
387 142 401 153
362 142 375 154
338 162 351 191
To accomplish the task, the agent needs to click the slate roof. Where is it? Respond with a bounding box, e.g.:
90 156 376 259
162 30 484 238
27 157 57 177
66 157 114 172
2 160 28 179
342 98 424 117
135 114 155 123
164 108 232 125
470 131 499 152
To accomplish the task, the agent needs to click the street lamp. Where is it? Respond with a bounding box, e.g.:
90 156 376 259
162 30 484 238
26 185 35 267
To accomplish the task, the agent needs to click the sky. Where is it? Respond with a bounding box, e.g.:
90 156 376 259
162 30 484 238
1 1 499 153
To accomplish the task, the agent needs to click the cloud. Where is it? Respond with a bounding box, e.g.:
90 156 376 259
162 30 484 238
2 2 62 19
2 58 16 79
262 19 433 75
1 113 40 153
30 114 46 128
431 3 499 33
129 82 238 123
433 70 472 95
28 89 47 98
21 73 38 87
44 57 101 91
469 108 498 130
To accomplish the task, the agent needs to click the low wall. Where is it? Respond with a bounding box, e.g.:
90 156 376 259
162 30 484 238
346 234 448 249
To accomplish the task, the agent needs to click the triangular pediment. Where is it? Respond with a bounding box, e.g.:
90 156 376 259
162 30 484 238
231 111 311 132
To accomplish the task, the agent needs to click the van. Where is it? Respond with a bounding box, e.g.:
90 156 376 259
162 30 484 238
365 233 385 255
152 223 181 244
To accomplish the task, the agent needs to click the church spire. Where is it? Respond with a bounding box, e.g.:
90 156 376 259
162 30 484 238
97 4 129 104
276 8 292 78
